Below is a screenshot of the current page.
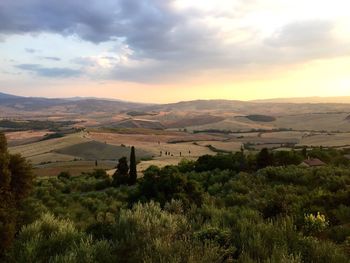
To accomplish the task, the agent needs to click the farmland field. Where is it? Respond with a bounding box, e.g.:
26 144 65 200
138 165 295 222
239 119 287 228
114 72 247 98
55 140 152 161
5 110 350 179
5 130 54 146
9 132 89 162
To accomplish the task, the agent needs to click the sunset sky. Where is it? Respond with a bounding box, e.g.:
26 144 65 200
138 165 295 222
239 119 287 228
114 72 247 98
0 0 350 103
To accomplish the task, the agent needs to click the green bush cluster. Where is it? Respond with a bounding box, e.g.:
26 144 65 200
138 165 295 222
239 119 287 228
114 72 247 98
2 143 350 262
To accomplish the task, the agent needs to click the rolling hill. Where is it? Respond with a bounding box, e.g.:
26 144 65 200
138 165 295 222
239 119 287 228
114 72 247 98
2 92 350 132
0 92 147 114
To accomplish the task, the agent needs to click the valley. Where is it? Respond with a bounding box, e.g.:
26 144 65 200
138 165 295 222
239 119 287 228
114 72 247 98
2 92 350 177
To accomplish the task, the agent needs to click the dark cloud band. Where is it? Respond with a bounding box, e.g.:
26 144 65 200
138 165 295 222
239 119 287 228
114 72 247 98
16 64 81 78
1 1 349 83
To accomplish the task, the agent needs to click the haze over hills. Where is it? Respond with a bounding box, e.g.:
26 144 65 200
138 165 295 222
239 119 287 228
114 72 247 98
2 91 350 113
253 96 350 104
0 92 147 115
2 92 350 128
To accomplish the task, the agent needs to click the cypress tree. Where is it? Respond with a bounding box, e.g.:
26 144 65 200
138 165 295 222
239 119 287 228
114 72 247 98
129 146 137 185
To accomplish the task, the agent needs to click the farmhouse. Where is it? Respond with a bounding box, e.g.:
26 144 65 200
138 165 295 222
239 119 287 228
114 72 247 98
300 158 326 167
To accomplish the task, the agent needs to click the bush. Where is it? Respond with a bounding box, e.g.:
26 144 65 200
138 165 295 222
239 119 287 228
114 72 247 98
11 213 113 263
57 171 71 180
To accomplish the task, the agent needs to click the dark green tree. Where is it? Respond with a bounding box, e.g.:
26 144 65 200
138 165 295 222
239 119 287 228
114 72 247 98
113 157 129 186
129 146 137 185
0 132 11 189
302 146 307 158
0 132 34 257
256 148 274 169
0 132 13 256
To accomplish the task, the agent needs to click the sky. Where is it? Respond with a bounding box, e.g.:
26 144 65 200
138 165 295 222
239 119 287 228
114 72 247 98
0 0 350 103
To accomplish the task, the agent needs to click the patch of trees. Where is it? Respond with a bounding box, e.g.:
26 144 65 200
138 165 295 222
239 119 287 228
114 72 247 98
40 132 64 141
193 147 350 173
126 111 158 117
193 127 292 134
2 143 350 262
130 165 204 207
112 146 137 186
246 114 276 122
193 148 305 172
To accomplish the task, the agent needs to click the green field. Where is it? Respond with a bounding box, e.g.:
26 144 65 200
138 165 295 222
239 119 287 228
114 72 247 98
55 140 152 161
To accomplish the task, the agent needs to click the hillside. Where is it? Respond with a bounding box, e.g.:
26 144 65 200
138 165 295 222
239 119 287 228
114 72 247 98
254 96 350 104
111 119 165 130
2 92 350 117
2 92 350 132
0 92 147 115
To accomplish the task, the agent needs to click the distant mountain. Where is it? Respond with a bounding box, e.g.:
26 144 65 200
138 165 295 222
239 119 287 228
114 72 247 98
2 91 350 118
0 92 22 99
0 92 147 114
145 99 253 112
143 98 350 116
252 96 350 104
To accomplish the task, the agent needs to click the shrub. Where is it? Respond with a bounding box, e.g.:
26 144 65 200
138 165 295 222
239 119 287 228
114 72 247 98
303 212 329 235
57 171 71 180
11 213 113 263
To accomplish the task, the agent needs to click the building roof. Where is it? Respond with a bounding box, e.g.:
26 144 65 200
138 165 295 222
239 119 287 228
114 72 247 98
301 158 326 167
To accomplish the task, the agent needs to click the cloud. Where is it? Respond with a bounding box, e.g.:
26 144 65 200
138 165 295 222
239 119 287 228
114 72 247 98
41 56 61 61
25 48 40 53
16 64 81 78
266 20 335 47
1 1 349 83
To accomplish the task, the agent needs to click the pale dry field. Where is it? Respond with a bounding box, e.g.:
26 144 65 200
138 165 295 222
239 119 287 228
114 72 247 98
9 132 90 163
5 130 52 141
274 113 350 132
298 133 350 147
260 131 305 140
195 140 242 152
187 117 275 132
5 130 54 146
187 113 350 133
88 131 215 173
88 132 215 157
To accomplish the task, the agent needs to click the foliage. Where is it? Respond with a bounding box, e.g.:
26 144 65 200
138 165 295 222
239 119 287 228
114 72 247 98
112 157 129 186
0 133 34 258
57 171 71 180
246 114 276 122
132 165 204 207
4 146 350 262
303 212 329 235
11 213 113 263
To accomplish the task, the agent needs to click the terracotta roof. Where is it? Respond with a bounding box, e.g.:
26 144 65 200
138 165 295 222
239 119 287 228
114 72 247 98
302 158 326 167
